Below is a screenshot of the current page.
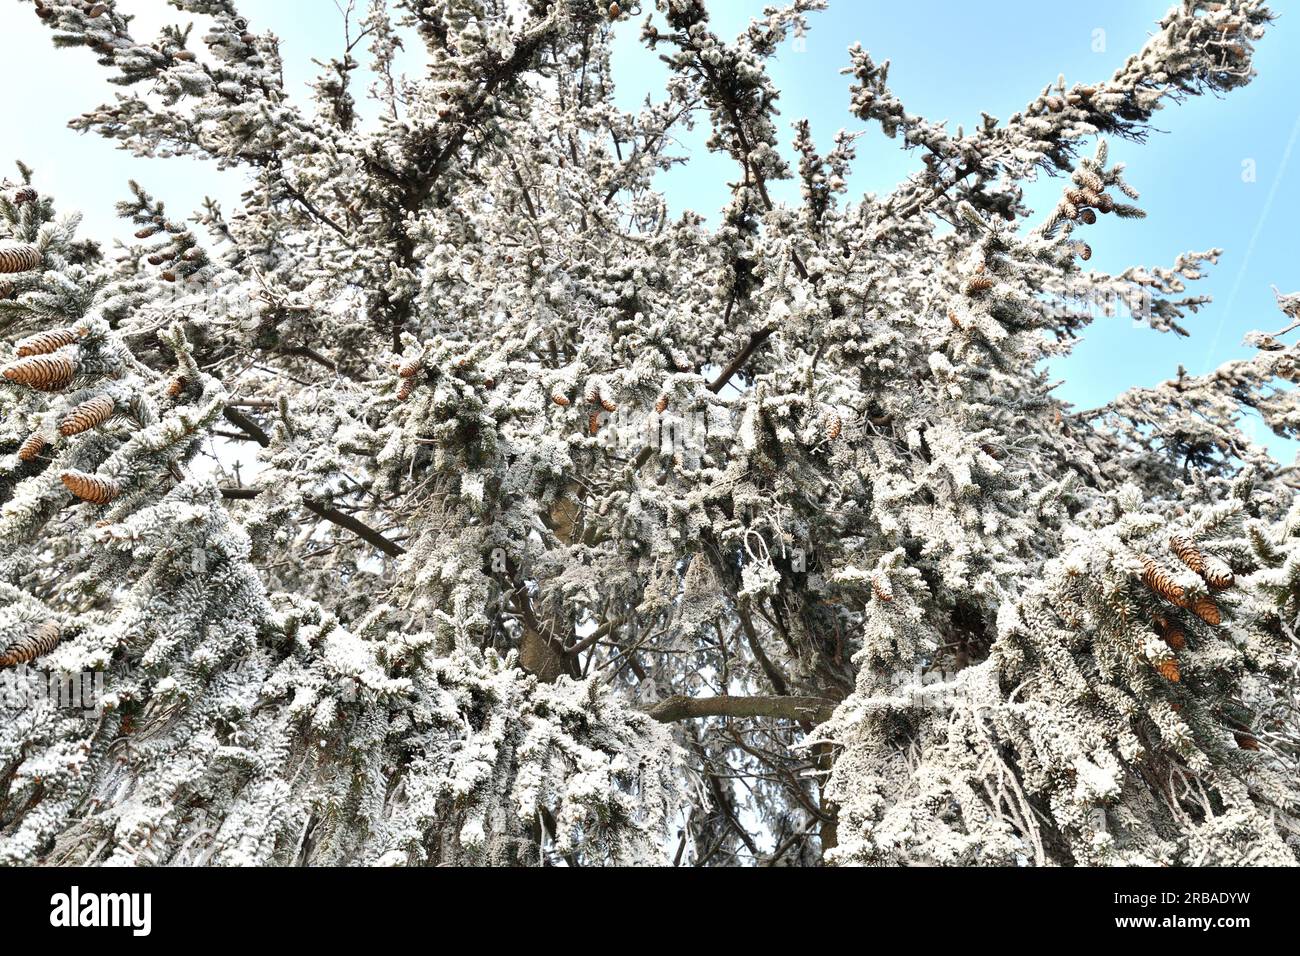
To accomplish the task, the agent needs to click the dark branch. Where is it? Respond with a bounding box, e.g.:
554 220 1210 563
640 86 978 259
645 694 836 724
221 486 405 558
223 406 271 446
709 327 772 394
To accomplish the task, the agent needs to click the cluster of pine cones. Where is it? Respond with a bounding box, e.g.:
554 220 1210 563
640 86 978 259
1134 534 1259 749
1138 534 1234 684
3 324 124 505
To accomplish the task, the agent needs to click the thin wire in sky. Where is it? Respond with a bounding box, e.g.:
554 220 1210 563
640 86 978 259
1201 108 1300 372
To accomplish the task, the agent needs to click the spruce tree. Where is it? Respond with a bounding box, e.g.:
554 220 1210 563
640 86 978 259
0 0 1295 866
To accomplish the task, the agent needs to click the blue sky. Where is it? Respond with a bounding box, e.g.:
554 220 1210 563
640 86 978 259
2 1 1297 449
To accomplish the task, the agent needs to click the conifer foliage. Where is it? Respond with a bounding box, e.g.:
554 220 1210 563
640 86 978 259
0 0 1296 866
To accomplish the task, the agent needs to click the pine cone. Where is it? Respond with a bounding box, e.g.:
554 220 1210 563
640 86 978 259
1155 657 1181 682
872 572 894 603
61 470 121 505
1169 534 1234 590
600 396 619 414
1190 596 1222 627
398 357 424 379
1140 555 1185 605
1079 208 1098 225
655 395 669 414
2 353 77 391
1075 242 1092 261
0 244 42 274
15 326 82 357
1075 170 1104 193
826 412 843 441
0 621 61 669
1152 614 1187 650
11 186 36 205
59 395 115 436
396 377 417 402
16 432 47 462
1200 555 1234 590
0 280 13 300
1233 730 1260 751
588 412 602 436
1168 534 1205 574
964 275 995 296
166 375 187 398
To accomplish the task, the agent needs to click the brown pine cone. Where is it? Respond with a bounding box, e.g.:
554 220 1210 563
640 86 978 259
15 326 82 358
0 244 42 274
2 353 77 391
59 395 115 436
1189 596 1222 627
0 621 62 669
61 470 121 505
16 432 47 462
1140 555 1186 605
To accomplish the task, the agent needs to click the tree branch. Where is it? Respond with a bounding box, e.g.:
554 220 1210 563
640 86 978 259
223 407 271 446
645 694 836 724
218 406 402 556
220 486 406 558
709 327 773 394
